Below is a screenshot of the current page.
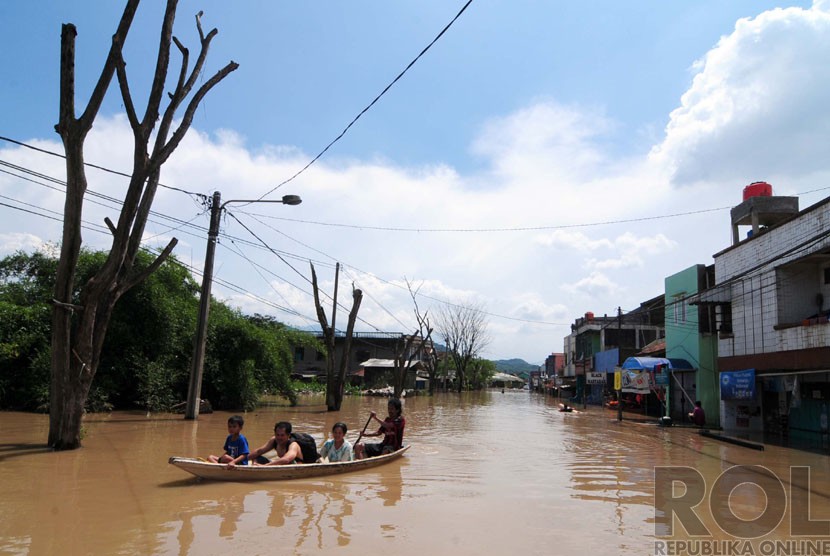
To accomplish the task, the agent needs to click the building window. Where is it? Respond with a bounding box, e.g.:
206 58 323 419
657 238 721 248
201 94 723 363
824 266 830 285
672 294 687 324
294 347 305 362
717 304 733 337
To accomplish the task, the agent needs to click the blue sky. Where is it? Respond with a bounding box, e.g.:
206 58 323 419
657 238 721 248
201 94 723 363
2 0 829 363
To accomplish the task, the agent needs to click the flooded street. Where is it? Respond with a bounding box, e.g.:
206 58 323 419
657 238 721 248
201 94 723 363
2 391 829 555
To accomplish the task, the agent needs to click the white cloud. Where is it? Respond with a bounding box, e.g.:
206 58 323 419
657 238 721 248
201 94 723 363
650 5 830 186
3 2 830 364
534 230 613 250
0 232 47 256
561 271 622 298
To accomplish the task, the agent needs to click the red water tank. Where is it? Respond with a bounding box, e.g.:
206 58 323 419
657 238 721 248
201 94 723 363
585 311 594 321
743 181 772 201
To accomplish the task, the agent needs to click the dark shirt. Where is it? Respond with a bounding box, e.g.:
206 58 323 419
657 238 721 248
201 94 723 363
692 407 706 427
378 416 405 450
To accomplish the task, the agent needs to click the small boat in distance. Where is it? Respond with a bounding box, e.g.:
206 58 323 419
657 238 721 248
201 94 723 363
169 445 409 482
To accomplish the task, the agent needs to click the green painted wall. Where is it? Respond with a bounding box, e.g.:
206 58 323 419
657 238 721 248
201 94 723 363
665 265 720 426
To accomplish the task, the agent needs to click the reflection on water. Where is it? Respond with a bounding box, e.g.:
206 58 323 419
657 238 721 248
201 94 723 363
1 391 829 555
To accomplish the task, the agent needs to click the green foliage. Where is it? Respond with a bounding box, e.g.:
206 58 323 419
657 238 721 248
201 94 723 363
0 251 54 411
468 358 497 390
289 378 327 393
0 248 318 412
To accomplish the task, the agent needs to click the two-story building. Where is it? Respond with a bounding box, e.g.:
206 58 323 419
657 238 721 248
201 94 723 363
563 296 665 404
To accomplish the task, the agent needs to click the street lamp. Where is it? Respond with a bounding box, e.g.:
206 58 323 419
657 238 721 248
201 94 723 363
185 191 302 419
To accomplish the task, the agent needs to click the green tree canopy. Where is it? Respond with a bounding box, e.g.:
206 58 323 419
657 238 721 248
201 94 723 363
0 248 315 412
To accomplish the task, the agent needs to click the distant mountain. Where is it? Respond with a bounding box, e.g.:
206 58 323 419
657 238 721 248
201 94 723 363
492 358 538 380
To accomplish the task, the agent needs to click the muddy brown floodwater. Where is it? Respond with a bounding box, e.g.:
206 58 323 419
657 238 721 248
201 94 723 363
1 391 829 555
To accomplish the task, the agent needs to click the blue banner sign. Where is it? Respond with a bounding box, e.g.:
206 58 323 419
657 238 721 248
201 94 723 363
720 369 756 400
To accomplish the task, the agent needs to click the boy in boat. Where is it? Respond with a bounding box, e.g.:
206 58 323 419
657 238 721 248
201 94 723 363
208 415 249 469
355 398 405 459
248 421 304 465
319 422 353 462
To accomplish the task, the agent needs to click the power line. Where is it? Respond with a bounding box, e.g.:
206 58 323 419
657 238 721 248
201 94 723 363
223 209 384 332
248 206 732 233
0 197 314 320
0 135 206 199
255 0 475 201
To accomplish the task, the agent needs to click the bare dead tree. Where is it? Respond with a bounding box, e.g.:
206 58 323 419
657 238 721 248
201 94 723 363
310 262 362 411
335 284 362 408
433 301 490 393
405 278 437 395
49 1 237 449
391 332 418 398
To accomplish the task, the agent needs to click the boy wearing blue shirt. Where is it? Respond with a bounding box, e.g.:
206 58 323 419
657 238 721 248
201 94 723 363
208 415 250 468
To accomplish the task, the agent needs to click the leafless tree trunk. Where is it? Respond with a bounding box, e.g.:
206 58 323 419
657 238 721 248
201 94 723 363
336 285 362 407
49 0 237 450
404 278 436 395
434 301 490 393
392 332 418 398
311 263 362 411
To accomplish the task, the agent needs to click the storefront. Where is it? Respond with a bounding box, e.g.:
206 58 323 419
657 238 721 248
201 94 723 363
721 368 830 449
620 357 695 419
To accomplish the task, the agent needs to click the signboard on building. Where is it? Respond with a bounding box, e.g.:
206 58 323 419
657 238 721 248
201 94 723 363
621 370 651 393
720 369 756 400
586 371 605 384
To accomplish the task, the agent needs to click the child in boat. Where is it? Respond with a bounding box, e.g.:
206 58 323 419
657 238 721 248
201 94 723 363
319 422 353 462
355 398 405 459
208 415 249 468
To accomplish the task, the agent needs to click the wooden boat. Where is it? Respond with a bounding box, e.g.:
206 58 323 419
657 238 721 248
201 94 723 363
168 445 409 482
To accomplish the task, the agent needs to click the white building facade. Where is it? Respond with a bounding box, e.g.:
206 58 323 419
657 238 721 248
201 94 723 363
703 195 830 447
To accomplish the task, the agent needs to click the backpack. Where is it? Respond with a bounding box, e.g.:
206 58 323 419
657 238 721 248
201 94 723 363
289 432 320 464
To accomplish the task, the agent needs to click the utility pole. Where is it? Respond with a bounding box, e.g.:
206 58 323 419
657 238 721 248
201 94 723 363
617 306 623 422
186 191 222 420
184 192 302 420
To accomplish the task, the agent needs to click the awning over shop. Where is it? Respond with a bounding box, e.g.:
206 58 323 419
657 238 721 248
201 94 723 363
621 356 695 372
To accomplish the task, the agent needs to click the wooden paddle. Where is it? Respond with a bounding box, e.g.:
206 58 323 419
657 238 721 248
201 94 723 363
355 413 374 446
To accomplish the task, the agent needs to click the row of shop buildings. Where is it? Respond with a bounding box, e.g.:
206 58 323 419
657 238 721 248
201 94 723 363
544 184 830 450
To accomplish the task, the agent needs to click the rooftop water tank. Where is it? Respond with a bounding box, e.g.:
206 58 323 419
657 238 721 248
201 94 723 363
743 181 772 201
585 311 594 321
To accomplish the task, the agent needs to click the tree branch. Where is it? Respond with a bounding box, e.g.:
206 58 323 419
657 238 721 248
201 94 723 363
104 217 117 235
141 0 177 130
120 238 178 294
52 299 85 312
155 61 238 167
169 36 189 102
114 52 140 130
77 0 140 130
310 262 331 333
